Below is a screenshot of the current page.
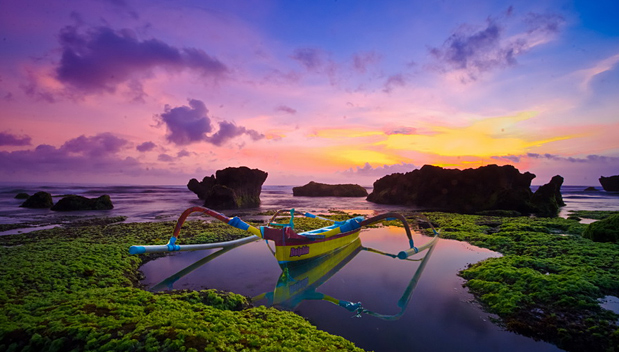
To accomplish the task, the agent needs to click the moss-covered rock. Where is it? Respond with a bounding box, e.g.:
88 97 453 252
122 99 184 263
293 181 368 197
583 214 619 243
0 219 364 352
20 191 53 208
421 212 619 352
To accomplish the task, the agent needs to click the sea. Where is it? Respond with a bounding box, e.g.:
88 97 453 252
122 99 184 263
1 183 619 352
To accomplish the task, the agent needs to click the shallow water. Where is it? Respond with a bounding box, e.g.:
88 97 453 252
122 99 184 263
141 227 562 352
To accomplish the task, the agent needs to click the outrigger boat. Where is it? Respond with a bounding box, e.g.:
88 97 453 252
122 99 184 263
129 206 438 263
135 206 439 319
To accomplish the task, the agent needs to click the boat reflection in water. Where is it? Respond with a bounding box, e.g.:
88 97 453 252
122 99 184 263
149 233 438 320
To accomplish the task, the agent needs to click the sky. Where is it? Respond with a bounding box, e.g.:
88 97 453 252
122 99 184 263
0 0 618 186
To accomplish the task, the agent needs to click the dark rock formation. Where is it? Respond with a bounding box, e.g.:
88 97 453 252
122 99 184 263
583 214 619 243
51 195 114 211
20 191 53 208
584 187 598 191
15 192 29 199
531 175 565 217
599 175 619 191
293 181 368 197
367 164 564 216
188 166 268 209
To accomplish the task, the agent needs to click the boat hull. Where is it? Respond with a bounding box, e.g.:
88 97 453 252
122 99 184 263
274 230 361 263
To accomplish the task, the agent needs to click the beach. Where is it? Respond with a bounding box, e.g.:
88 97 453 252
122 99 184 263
1 184 619 351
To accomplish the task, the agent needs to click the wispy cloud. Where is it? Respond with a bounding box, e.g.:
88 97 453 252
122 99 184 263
429 10 564 82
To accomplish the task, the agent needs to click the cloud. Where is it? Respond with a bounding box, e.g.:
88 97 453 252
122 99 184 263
55 25 228 94
60 132 128 157
275 105 297 114
352 51 380 73
429 11 564 82
158 153 174 162
385 126 417 135
493 153 619 164
0 131 32 146
342 162 418 177
157 99 264 146
291 48 324 70
0 133 137 176
136 141 156 152
159 99 213 145
383 74 406 93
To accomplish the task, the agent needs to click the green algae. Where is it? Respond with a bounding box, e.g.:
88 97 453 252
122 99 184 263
421 212 619 352
583 214 619 243
0 220 364 352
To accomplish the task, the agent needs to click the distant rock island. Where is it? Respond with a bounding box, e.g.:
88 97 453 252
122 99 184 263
51 195 114 211
367 164 565 216
20 191 114 211
599 175 619 192
293 181 368 197
188 166 268 209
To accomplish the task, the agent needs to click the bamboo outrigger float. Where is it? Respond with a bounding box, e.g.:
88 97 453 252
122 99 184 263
129 206 438 263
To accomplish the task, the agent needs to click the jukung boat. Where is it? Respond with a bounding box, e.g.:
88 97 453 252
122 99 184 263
129 206 438 263
134 206 440 319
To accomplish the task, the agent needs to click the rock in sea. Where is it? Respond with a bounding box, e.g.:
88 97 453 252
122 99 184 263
188 166 268 209
51 195 114 211
20 191 53 208
599 175 619 192
367 164 564 216
293 181 368 197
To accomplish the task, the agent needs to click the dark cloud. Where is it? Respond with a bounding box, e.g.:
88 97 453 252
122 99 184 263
494 153 619 164
158 153 174 162
352 51 380 73
385 127 417 135
177 150 191 158
275 105 297 114
0 131 32 146
157 99 264 146
205 121 264 146
524 12 564 35
383 74 406 93
291 48 324 70
136 141 156 152
0 133 137 176
61 132 128 157
56 25 228 94
159 99 213 145
429 19 512 79
342 162 418 177
0 132 194 182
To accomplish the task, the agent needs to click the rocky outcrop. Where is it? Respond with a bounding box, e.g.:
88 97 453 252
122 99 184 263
599 175 619 192
584 187 598 191
531 175 565 217
14 192 29 199
367 164 564 216
51 195 114 211
293 182 368 197
188 166 268 209
20 191 53 208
